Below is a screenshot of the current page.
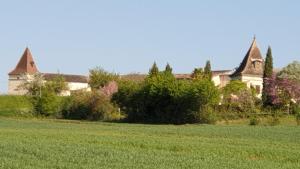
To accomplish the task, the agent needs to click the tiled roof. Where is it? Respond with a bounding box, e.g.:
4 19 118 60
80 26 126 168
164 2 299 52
9 48 39 75
43 73 88 83
231 38 264 77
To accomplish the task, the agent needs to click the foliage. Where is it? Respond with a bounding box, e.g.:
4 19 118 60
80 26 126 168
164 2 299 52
221 80 257 119
249 116 260 125
296 112 300 125
191 68 205 80
277 61 300 83
62 90 121 121
20 73 44 96
204 60 212 80
21 73 64 116
0 95 33 117
113 64 220 124
44 74 69 94
262 46 274 106
265 74 300 110
30 88 62 116
164 63 173 74
148 62 159 77
1 118 300 169
89 67 119 90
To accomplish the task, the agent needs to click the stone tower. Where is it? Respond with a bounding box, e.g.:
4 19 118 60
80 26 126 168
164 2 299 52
8 48 39 95
230 37 264 96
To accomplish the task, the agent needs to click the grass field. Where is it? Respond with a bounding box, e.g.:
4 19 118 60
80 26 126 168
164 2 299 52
0 95 32 117
0 118 299 169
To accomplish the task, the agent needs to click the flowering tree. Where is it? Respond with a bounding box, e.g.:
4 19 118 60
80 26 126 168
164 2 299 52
265 74 300 109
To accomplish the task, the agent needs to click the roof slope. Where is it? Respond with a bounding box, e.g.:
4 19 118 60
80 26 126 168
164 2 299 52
231 38 264 77
43 73 88 83
9 48 39 75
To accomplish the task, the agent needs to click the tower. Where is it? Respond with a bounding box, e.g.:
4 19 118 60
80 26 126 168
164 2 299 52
8 48 39 95
231 37 264 96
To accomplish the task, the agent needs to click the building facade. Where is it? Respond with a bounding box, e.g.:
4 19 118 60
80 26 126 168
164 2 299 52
8 48 90 95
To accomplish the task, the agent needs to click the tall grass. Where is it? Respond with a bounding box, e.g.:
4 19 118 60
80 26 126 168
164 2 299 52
0 118 299 169
0 95 33 117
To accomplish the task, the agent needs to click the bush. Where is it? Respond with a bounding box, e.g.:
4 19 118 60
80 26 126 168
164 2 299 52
249 116 260 126
295 111 300 126
113 69 220 124
194 106 218 124
62 91 122 121
220 80 258 119
30 88 63 116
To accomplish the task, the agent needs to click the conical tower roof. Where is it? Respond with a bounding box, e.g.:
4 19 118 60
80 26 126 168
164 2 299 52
9 48 39 75
231 38 264 77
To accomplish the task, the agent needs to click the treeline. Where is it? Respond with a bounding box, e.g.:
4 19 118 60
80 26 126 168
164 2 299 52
11 57 300 125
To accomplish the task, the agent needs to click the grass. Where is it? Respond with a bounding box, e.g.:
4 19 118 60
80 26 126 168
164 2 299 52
0 95 33 117
0 118 299 169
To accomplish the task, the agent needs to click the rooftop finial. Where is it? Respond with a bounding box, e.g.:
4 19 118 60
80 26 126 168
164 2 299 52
253 34 256 40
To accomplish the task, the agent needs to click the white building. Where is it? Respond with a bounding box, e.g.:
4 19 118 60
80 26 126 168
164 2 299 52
8 48 90 95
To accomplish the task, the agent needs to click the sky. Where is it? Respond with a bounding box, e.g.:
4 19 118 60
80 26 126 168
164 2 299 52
0 0 299 93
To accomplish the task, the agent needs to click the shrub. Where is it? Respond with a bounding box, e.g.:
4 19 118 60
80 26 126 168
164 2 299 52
296 113 300 126
113 67 220 124
30 89 62 116
220 80 258 119
194 106 218 124
62 91 122 121
89 67 119 90
249 116 260 126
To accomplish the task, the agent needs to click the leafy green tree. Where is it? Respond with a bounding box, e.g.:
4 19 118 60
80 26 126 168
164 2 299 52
277 61 300 83
262 46 274 106
191 68 205 80
45 75 69 95
164 63 173 74
149 62 159 77
204 60 212 80
20 73 44 96
89 67 118 90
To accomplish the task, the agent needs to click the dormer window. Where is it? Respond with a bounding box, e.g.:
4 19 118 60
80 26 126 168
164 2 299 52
251 59 263 69
30 61 35 67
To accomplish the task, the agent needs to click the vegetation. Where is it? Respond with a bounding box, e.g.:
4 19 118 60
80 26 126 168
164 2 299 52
0 95 33 117
62 90 122 121
0 118 299 169
220 80 257 119
277 61 300 83
113 64 220 124
89 67 118 89
262 46 274 106
204 60 212 80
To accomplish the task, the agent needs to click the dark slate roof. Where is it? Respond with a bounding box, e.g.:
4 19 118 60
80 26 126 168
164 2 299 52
231 38 264 77
43 73 88 83
9 48 39 75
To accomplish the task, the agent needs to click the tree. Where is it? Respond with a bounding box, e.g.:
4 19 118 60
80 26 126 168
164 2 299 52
262 46 274 106
89 67 118 90
277 61 300 83
265 74 300 109
149 62 159 77
204 60 212 80
45 75 69 95
191 68 205 80
20 73 44 96
164 63 173 74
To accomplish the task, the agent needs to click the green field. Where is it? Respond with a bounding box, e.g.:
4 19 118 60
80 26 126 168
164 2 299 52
0 95 32 117
0 118 299 169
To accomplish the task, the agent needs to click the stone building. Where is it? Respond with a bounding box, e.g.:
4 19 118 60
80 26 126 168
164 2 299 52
8 48 89 95
230 37 264 96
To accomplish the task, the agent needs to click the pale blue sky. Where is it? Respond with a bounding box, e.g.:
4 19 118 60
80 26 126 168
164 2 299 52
1 0 299 93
